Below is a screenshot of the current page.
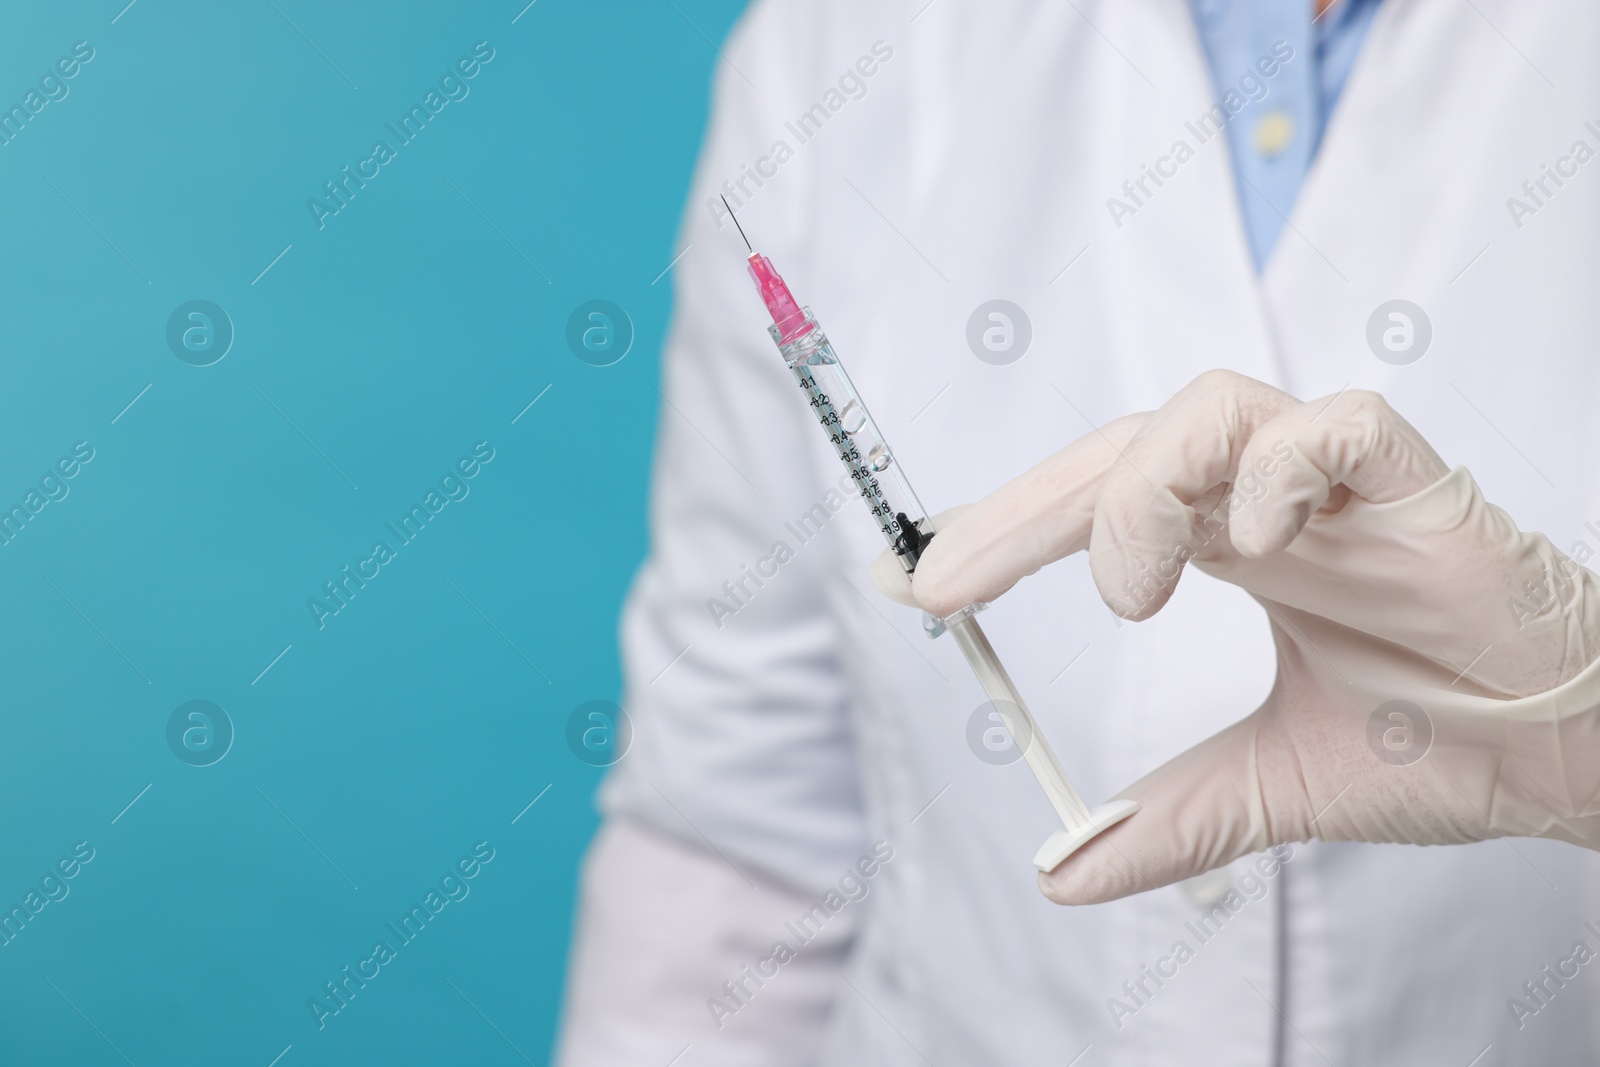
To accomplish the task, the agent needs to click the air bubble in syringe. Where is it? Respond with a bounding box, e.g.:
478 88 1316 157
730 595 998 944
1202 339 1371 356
868 443 892 471
839 400 867 435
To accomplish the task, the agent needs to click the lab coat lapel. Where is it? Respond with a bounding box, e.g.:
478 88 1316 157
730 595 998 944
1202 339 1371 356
1263 0 1600 518
1094 0 1285 408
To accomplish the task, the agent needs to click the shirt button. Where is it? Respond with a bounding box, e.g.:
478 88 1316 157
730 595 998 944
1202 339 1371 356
1253 110 1296 158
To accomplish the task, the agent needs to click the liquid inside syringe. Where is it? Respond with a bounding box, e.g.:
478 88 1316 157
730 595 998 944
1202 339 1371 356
786 319 929 566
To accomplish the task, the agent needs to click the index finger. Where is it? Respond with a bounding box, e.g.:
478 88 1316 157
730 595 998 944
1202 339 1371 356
888 412 1149 619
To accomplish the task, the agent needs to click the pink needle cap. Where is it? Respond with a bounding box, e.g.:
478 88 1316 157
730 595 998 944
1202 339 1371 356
746 253 814 343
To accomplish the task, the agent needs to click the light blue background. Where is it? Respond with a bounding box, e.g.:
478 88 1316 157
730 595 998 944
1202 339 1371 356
0 1 744 1062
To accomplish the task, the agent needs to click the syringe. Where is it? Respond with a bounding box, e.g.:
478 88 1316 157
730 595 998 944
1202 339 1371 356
726 206 1138 871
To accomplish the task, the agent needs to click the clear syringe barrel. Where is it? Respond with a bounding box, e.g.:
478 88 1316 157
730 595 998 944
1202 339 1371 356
768 308 935 576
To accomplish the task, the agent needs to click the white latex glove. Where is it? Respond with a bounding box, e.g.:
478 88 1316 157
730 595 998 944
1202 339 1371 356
873 370 1600 904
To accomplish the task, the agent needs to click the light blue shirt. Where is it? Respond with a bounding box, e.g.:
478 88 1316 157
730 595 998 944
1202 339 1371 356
1188 0 1382 269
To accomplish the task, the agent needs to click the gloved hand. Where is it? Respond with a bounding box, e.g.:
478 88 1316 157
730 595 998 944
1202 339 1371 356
872 370 1600 904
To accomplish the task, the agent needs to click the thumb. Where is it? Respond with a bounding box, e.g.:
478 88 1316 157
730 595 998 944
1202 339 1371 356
1038 715 1278 904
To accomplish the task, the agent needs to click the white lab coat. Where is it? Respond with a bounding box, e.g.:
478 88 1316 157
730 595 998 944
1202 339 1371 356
558 1 1600 1063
